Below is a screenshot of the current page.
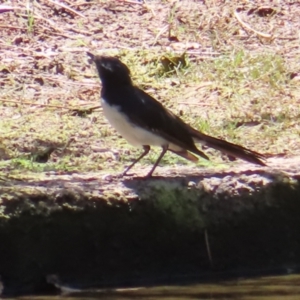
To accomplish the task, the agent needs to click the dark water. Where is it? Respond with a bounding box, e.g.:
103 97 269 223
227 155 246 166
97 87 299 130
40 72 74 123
5 273 300 300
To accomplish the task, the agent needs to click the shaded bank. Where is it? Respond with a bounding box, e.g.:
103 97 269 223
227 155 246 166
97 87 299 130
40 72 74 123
0 165 300 296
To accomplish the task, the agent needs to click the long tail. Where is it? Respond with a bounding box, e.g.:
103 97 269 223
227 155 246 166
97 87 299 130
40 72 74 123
189 128 266 166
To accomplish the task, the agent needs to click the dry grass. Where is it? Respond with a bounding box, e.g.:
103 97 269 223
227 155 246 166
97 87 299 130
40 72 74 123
0 0 300 177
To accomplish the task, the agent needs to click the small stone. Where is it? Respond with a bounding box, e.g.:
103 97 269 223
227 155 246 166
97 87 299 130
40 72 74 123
188 181 196 188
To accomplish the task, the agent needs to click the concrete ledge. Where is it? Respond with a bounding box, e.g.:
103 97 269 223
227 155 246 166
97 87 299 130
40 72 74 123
1 159 300 296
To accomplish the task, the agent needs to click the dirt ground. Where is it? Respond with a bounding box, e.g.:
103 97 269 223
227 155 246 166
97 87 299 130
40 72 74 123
1 1 300 296
0 0 300 180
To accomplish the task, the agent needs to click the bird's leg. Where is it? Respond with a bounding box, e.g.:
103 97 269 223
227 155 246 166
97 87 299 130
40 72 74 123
122 145 150 176
146 145 168 178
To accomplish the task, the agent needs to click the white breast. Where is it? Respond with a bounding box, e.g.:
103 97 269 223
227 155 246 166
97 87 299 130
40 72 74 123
101 98 168 147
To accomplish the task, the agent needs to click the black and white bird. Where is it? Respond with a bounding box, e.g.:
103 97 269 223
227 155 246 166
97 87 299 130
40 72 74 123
87 52 266 177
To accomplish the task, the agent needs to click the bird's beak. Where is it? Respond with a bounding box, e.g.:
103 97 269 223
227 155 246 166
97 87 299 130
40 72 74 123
87 52 95 62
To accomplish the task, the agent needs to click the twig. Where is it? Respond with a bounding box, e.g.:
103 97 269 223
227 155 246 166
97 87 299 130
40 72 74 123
67 27 92 36
58 0 74 5
0 25 25 30
45 77 98 87
204 229 213 268
234 8 272 39
0 99 98 110
40 27 78 39
177 102 213 107
46 0 86 18
69 1 96 8
0 5 15 13
143 0 155 17
118 0 143 4
152 24 169 46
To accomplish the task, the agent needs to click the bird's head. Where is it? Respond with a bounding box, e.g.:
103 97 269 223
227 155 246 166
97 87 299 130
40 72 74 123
87 52 132 86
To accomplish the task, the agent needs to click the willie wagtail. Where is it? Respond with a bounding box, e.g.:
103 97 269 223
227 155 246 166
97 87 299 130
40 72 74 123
87 52 266 177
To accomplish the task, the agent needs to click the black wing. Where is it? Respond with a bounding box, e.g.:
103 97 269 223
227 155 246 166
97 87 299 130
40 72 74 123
102 84 208 159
